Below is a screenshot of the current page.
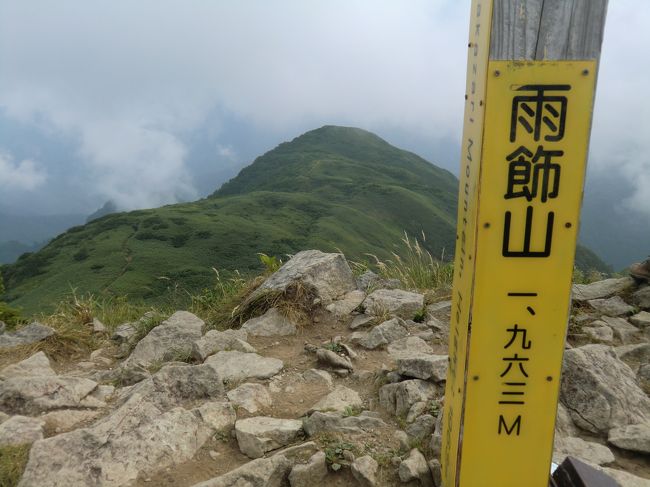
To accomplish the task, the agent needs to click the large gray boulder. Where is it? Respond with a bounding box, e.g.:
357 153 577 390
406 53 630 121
235 417 304 458
0 415 45 446
0 375 104 415
248 250 356 305
572 277 634 301
560 345 650 434
398 448 432 486
608 423 650 454
362 289 424 319
0 351 56 379
192 329 254 361
599 316 641 344
351 318 408 350
205 351 283 383
0 322 54 349
122 311 203 368
18 363 226 487
190 455 292 487
242 308 298 337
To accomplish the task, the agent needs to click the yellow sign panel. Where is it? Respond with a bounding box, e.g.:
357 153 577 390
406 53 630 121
440 1 493 486
451 61 597 487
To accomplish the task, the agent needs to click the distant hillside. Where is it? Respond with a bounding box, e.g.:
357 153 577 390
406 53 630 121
0 126 610 313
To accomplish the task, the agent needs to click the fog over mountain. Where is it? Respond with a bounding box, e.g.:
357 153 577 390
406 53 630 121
0 1 648 267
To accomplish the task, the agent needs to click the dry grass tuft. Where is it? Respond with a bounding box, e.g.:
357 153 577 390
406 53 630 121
0 444 31 487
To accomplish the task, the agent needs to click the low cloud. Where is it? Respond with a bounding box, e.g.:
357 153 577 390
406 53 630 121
0 152 47 191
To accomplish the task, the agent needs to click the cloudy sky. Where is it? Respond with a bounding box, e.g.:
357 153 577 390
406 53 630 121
0 0 648 222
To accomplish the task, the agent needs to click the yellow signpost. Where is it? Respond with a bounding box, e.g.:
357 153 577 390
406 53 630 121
441 1 606 486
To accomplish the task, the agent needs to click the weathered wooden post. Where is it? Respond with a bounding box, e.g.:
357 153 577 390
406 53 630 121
441 1 608 486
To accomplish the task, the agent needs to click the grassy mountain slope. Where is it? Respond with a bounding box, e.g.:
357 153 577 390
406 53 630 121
2 126 460 312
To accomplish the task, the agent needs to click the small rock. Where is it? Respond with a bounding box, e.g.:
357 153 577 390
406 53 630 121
92 318 106 333
289 451 328 487
379 380 438 417
406 414 435 442
397 354 448 382
205 351 283 383
632 285 650 310
553 436 615 466
587 296 634 316
326 290 366 317
242 308 298 337
208 450 220 461
315 349 353 371
351 455 378 487
608 423 650 454
429 459 442 487
302 369 333 389
196 401 236 433
630 311 650 328
235 417 303 459
398 448 433 486
192 329 254 361
308 385 362 413
351 318 408 350
599 316 641 344
0 322 55 349
387 337 434 358
0 415 45 446
349 314 374 330
227 383 272 414
638 364 650 394
583 325 614 344
393 430 410 450
615 343 650 367
363 289 424 319
112 322 136 343
406 401 428 423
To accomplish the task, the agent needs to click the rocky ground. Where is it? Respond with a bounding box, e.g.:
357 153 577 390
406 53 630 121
0 250 649 486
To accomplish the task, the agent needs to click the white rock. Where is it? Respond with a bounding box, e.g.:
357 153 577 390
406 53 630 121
398 448 432 486
248 250 356 306
196 401 236 433
122 311 203 368
288 451 328 487
227 383 272 414
92 318 106 333
363 289 424 319
326 290 366 317
572 278 634 301
583 325 614 344
192 329 254 361
190 455 292 487
351 455 378 487
387 336 434 359
205 351 283 383
351 318 408 349
560 345 650 434
0 351 56 379
308 385 362 413
599 316 641 344
303 411 385 436
630 311 650 328
553 436 615 466
615 343 650 366
397 354 448 382
302 369 333 389
0 415 45 446
608 423 650 454
587 296 634 317
0 322 55 349
242 308 297 337
235 417 303 458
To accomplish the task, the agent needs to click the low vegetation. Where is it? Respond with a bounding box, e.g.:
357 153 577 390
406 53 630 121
0 444 30 487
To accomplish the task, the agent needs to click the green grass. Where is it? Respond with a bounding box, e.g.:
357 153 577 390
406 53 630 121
0 444 30 487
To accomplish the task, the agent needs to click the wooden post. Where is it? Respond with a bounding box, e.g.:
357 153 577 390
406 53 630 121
441 2 608 487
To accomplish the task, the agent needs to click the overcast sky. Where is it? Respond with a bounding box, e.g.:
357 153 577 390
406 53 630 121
0 0 648 220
